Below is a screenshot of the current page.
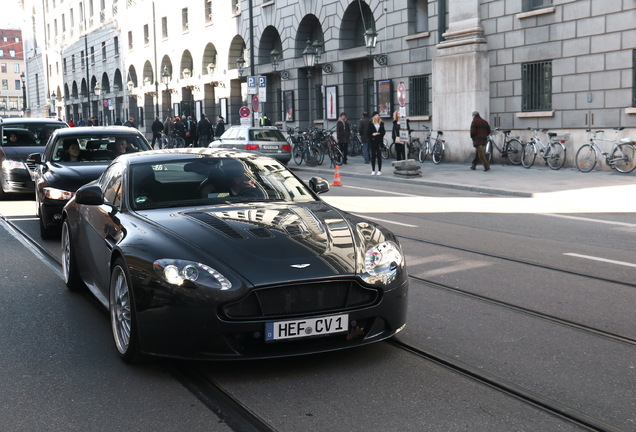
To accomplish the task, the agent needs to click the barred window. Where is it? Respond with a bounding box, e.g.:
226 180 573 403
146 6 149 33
315 84 323 120
205 0 212 24
409 75 429 116
633 50 636 107
363 79 374 114
524 0 552 11
522 61 552 112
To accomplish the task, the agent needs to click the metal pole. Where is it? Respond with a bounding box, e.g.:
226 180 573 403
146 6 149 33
153 1 160 118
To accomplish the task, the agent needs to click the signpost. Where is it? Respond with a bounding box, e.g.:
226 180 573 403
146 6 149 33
397 82 409 142
239 106 251 126
247 76 257 95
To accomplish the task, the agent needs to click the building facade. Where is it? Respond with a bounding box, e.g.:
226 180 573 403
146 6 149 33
0 29 25 117
21 0 636 163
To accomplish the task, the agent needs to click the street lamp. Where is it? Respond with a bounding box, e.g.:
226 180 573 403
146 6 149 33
161 66 171 117
182 68 192 80
93 85 103 125
364 29 388 66
302 40 316 126
270 48 280 71
20 72 26 111
236 57 246 77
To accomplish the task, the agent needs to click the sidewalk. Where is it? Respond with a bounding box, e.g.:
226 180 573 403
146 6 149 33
289 154 636 198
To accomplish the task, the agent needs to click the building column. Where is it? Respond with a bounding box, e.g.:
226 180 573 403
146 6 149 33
432 0 489 161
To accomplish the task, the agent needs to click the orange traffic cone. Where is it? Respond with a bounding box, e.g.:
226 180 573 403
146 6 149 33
332 165 343 187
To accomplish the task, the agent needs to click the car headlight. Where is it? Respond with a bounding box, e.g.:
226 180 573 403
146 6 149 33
43 187 74 201
2 159 26 170
362 241 403 285
153 259 232 290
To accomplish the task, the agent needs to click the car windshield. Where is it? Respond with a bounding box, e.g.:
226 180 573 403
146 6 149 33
249 129 286 141
52 134 151 162
130 156 317 210
0 122 67 145
2 128 38 146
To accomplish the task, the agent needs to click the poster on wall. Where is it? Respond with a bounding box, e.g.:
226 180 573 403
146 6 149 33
195 100 202 121
220 98 228 121
325 86 338 120
284 90 294 121
376 80 392 118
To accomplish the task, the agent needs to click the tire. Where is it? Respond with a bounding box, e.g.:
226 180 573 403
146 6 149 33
546 142 566 170
305 146 320 167
292 144 304 165
407 139 419 160
484 140 493 164
110 258 143 363
431 140 444 164
39 213 56 240
610 144 636 173
381 140 389 159
521 142 537 168
315 144 325 165
419 141 429 162
575 144 597 173
61 220 84 291
505 139 523 165
331 146 344 166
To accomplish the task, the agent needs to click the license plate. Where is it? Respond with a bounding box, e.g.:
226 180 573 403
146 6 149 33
265 313 349 341
261 145 278 150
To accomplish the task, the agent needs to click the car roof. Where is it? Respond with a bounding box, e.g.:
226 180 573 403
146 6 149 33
226 125 280 131
119 147 263 164
52 126 144 137
1 117 67 125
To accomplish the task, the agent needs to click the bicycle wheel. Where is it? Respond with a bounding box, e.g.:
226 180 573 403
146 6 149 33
431 139 444 164
505 139 523 165
610 144 636 173
316 143 325 165
293 144 304 165
331 146 344 166
521 142 537 168
407 139 419 160
381 140 389 159
546 142 566 170
419 141 428 162
575 144 597 172
484 139 494 164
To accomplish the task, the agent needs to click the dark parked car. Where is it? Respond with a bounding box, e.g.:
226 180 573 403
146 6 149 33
0 118 68 198
209 125 292 164
28 126 152 238
61 148 408 362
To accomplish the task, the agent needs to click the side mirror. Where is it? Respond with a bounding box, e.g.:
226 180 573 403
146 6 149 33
27 153 43 164
74 184 105 206
308 176 330 194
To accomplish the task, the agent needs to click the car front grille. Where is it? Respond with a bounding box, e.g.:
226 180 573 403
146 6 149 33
223 281 379 320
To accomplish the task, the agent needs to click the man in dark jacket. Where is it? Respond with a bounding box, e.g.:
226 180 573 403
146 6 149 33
151 116 164 148
197 114 212 147
470 111 491 171
358 111 371 164
336 112 351 164
214 116 225 139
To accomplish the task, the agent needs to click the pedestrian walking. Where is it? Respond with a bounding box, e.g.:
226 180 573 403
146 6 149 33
214 115 225 139
470 111 491 171
367 111 386 175
392 110 406 161
197 114 212 147
185 116 197 147
259 113 272 126
163 115 173 138
358 111 371 164
173 116 185 139
336 112 350 164
151 116 164 148
123 116 136 128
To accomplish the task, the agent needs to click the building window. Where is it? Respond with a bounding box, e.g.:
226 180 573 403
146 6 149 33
9 49 15 58
363 78 374 113
63 58 67 73
101 41 106 61
205 0 212 24
162 17 168 39
633 50 636 107
113 36 119 56
232 0 240 15
90 46 95 64
81 50 85 67
409 75 430 116
2 80 8 90
143 24 149 45
315 84 323 120
522 60 552 112
411 0 428 34
0 49 3 56
14 80 21 90
524 0 552 11
182 8 188 32
72 54 75 70
14 64 20 73
0 63 6 73
127 31 133 50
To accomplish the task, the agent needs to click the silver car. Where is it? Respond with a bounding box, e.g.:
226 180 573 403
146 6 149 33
208 125 291 164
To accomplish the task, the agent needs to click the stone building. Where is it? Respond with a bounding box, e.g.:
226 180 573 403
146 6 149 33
0 29 25 117
21 0 636 163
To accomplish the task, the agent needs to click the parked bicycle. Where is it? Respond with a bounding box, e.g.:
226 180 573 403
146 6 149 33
161 131 186 149
521 127 566 170
484 128 523 165
575 127 636 173
417 126 445 164
348 125 363 157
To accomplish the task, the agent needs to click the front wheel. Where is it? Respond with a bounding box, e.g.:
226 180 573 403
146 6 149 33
381 140 389 159
331 146 344 166
505 139 523 165
110 258 143 363
484 140 493 164
575 144 598 172
546 142 566 170
292 144 304 165
61 220 84 291
521 142 537 168
610 144 636 173
431 140 444 164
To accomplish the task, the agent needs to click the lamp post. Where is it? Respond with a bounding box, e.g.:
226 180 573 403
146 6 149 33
112 84 120 125
161 66 171 117
302 40 316 126
270 49 280 71
236 56 246 78
20 72 26 112
93 85 103 125
127 80 134 121
364 29 388 66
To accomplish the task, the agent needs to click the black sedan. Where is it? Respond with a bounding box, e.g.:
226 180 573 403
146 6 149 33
61 148 408 362
28 126 152 238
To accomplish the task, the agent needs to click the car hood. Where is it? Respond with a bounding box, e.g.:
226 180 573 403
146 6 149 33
44 162 109 192
2 145 45 161
137 201 364 285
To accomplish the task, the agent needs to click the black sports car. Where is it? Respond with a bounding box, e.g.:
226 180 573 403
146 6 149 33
28 126 152 238
61 148 408 362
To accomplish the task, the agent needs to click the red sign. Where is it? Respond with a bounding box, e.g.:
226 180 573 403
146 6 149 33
397 82 406 107
239 106 251 118
252 95 259 113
